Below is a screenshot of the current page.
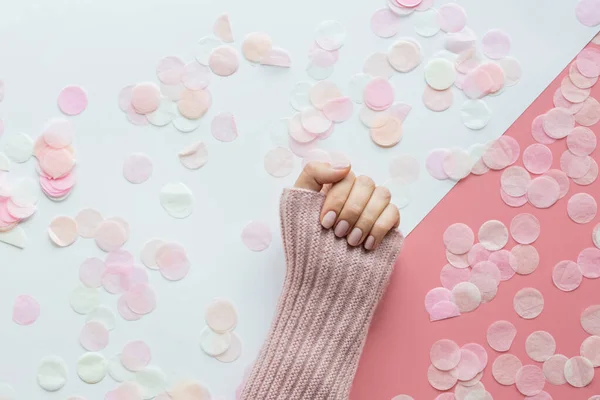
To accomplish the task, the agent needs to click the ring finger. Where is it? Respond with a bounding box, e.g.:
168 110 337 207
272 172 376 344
347 186 391 247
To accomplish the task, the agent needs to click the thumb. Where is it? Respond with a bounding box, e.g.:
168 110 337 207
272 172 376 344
294 161 351 192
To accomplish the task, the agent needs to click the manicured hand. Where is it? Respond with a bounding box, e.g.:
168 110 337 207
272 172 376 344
294 162 400 250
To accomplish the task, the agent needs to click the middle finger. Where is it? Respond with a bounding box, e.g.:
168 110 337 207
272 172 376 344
334 175 376 238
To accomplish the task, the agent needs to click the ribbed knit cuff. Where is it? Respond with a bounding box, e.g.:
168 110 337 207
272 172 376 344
239 188 403 400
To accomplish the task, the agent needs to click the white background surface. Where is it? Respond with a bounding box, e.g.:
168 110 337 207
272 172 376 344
0 0 596 398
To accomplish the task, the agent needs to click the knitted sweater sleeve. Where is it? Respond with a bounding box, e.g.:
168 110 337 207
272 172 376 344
239 188 403 400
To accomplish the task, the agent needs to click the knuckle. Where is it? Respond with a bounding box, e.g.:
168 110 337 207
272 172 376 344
357 215 376 229
343 203 363 219
374 186 392 202
327 193 347 208
356 175 375 189
303 162 319 176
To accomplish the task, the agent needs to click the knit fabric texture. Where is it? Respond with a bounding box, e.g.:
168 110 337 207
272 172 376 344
239 188 403 400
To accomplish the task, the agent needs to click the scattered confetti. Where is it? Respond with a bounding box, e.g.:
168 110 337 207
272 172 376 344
37 355 69 391
57 85 88 116
492 353 522 385
159 182 194 219
178 141 208 170
213 13 233 43
123 153 153 184
564 356 594 388
121 341 151 372
515 364 545 396
12 294 40 325
552 260 583 292
460 99 491 130
527 176 560 209
487 320 516 352
452 281 481 313
76 352 107 384
510 213 540 244
478 220 508 251
581 305 600 335
543 354 568 385
209 45 240 77
567 192 597 224
241 221 272 251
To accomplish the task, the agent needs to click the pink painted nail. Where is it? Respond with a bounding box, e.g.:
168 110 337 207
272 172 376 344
322 211 336 229
348 228 362 246
364 235 375 250
334 220 350 237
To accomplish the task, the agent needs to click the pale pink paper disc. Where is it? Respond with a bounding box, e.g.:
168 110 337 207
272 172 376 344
209 46 240 77
527 176 560 209
580 336 600 367
581 305 600 335
525 331 556 362
564 356 594 388
501 166 531 197
522 144 553 175
427 364 457 391
123 153 153 184
510 213 540 244
79 321 109 351
513 287 544 319
425 287 454 313
155 243 190 281
478 220 508 251
48 216 78 247
543 354 568 385
211 112 238 142
552 260 583 292
79 257 106 288
492 353 522 385
57 85 88 116
487 320 517 352
241 221 272 251
443 223 474 255
578 247 600 278
125 283 156 315
511 245 540 275
440 264 471 289
515 365 545 396
454 349 480 381
264 148 294 178
567 192 597 224
121 340 151 372
430 339 461 371
12 294 40 325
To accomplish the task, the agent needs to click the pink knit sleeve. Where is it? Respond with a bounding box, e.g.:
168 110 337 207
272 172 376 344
239 188 403 400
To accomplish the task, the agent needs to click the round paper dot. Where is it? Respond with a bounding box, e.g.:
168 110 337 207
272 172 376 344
160 182 194 219
135 366 167 399
76 352 107 384
498 56 522 86
552 260 583 292
580 336 600 367
553 87 585 115
215 332 242 363
578 247 600 278
462 343 488 373
323 97 353 123
155 243 190 281
461 99 492 130
211 112 238 142
509 213 540 245
123 153 153 184
12 294 40 325
429 300 460 321
48 216 78 247
492 354 522 385
423 86 453 112
567 193 597 224
478 220 508 251
426 148 451 180
501 166 531 197
370 117 403 147
562 76 591 103
178 141 208 170
388 40 422 73
94 220 127 252
209 46 239 76
516 365 545 396
425 287 454 313
440 263 471 289
131 83 161 114
452 281 481 313
581 305 600 335
543 354 568 385
200 327 231 356
79 321 109 351
182 62 210 90
577 0 600 27
510 244 540 275
364 77 394 111
543 108 575 139
75 209 103 238
531 114 556 144
117 295 142 321
489 250 516 281
107 355 134 382
414 8 441 37
522 144 552 175
205 298 237 333
575 97 600 126
370 8 402 38
438 3 467 33
544 169 570 199
125 284 156 315
430 339 461 371
315 20 346 51
561 151 592 179
121 341 151 372
57 85 87 116
443 223 474 255
241 221 272 251
564 356 594 388
568 127 597 157
301 108 332 134
241 32 272 63
37 355 68 391
573 158 599 186
425 58 456 90
527 176 560 209
156 56 185 84
427 364 457 391
43 118 73 149
264 147 294 178
468 243 491 266
3 133 34 163
524 331 556 363
85 305 116 331
482 29 511 60
455 349 480 381
482 138 514 170
487 320 517 352
442 148 471 181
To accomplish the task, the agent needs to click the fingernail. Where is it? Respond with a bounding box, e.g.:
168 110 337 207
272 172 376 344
348 228 363 246
364 235 375 250
332 160 350 169
334 220 350 237
322 211 337 229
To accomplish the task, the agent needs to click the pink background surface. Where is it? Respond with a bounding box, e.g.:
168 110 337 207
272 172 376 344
352 41 600 399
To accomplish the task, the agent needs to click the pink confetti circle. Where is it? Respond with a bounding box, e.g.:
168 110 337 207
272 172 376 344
522 144 552 175
440 263 471 289
79 257 106 288
582 305 600 335
122 153 153 184
425 287 453 313
156 243 190 281
430 339 460 371
580 335 600 367
322 97 353 123
478 220 508 251
446 250 469 269
443 223 474 255
241 221 272 251
564 356 594 388
131 82 161 114
79 321 109 351
427 364 457 391
43 118 74 149
451 281 481 313
156 56 185 85
482 137 514 170
264 147 294 177
543 354 568 385
182 62 210 90
553 88 584 115
510 213 540 245
562 75 592 103
211 112 238 142
437 3 467 33
125 283 156 315
489 250 516 281
467 243 491 265
567 192 597 224
543 108 575 138
209 45 240 77
121 340 151 372
561 150 592 179
578 247 600 278
462 343 488 372
12 294 40 325
454 349 481 381
492 353 522 385
117 295 142 321
543 169 570 198
513 287 544 319
57 85 88 116
525 331 556 362
426 149 451 180
429 300 460 321
364 77 394 111
423 86 453 112
501 166 530 197
481 29 511 60
575 97 600 126
552 260 583 292
576 48 600 78
95 220 127 252
487 320 516 352
576 0 600 27
370 8 402 38
568 127 596 156
527 176 560 209
569 62 598 89
515 365 545 396
510 244 540 275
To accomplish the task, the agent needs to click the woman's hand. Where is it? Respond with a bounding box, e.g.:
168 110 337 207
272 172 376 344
294 162 400 250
